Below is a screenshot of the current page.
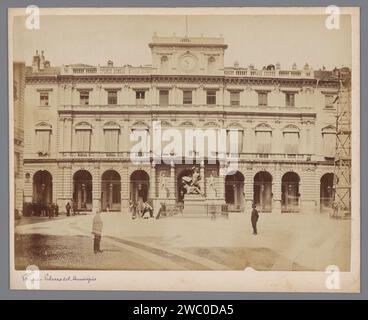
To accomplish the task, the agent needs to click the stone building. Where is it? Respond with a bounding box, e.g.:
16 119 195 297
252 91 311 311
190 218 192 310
13 61 25 214
22 35 342 214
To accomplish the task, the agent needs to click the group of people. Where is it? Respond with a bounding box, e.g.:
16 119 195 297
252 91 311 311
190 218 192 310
23 202 59 218
129 200 166 220
65 201 87 216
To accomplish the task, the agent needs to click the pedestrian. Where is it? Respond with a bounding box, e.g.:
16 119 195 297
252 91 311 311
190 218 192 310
92 209 103 254
129 200 136 219
66 202 71 217
155 202 166 220
142 201 153 219
251 203 259 235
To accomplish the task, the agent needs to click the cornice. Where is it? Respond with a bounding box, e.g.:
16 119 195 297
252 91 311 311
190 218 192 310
25 73 340 88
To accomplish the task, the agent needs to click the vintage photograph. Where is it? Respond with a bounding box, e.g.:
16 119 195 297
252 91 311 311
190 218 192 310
9 7 359 291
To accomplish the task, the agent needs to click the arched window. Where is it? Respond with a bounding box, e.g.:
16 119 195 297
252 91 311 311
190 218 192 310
161 55 169 72
207 56 216 73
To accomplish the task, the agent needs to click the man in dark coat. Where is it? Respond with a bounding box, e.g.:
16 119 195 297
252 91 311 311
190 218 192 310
251 203 259 235
92 209 103 253
66 202 71 217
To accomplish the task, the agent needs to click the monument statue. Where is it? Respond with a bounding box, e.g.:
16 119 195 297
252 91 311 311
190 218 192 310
208 170 217 197
181 166 203 196
159 171 168 197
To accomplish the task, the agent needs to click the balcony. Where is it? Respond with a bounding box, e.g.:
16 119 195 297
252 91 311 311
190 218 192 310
58 151 316 163
58 104 315 115
224 67 313 79
60 65 154 76
60 64 313 79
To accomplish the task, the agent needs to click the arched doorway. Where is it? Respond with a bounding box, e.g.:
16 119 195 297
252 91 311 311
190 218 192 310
281 172 300 212
73 170 92 211
225 171 244 211
253 171 273 212
320 173 335 212
130 170 149 204
101 170 121 211
33 170 53 205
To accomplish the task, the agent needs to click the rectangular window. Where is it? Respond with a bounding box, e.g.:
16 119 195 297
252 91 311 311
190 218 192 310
104 129 119 152
40 92 49 106
285 92 295 107
75 129 91 151
80 91 89 105
284 132 299 154
107 91 117 105
136 90 145 105
256 131 271 153
35 130 50 156
159 90 169 106
183 90 192 105
325 94 335 108
258 92 268 106
206 90 216 105
230 91 240 106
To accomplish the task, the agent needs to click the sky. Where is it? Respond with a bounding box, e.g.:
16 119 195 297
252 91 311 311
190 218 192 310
12 13 352 70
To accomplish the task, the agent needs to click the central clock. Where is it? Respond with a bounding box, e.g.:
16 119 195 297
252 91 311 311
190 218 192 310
179 54 197 72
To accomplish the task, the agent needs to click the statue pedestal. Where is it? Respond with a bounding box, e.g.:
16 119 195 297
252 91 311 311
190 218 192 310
182 194 207 216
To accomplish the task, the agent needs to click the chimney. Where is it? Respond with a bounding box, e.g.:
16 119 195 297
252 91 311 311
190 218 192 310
39 51 45 70
32 50 40 72
107 60 113 67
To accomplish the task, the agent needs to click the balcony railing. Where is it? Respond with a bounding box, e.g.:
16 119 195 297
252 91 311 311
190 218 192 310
61 65 154 76
224 68 313 79
58 104 315 114
60 64 313 79
58 151 314 162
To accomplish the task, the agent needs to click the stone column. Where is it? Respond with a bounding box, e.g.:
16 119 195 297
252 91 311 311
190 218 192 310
243 168 253 213
272 168 282 214
168 161 176 204
219 160 226 200
121 165 129 214
150 163 157 209
200 161 205 195
92 165 101 212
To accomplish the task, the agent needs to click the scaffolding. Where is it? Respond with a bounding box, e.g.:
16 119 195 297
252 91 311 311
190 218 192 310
332 70 351 218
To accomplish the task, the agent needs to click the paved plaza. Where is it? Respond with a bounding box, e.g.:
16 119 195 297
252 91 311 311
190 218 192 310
14 212 351 271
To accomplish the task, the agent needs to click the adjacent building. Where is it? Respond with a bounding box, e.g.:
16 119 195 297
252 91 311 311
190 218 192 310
22 35 344 214
13 61 25 215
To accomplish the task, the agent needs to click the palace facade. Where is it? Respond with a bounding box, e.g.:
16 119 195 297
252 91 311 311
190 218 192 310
23 35 342 214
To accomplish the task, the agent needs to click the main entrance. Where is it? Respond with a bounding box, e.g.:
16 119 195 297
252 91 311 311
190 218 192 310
320 173 335 212
73 170 92 211
33 170 53 205
130 170 149 203
101 170 121 211
281 172 300 212
225 171 244 211
253 171 272 212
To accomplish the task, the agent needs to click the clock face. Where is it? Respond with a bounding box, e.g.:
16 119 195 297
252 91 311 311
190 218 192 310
180 55 197 72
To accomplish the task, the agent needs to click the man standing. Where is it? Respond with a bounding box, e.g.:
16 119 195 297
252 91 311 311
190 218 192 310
251 203 259 235
92 209 103 253
65 202 71 217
